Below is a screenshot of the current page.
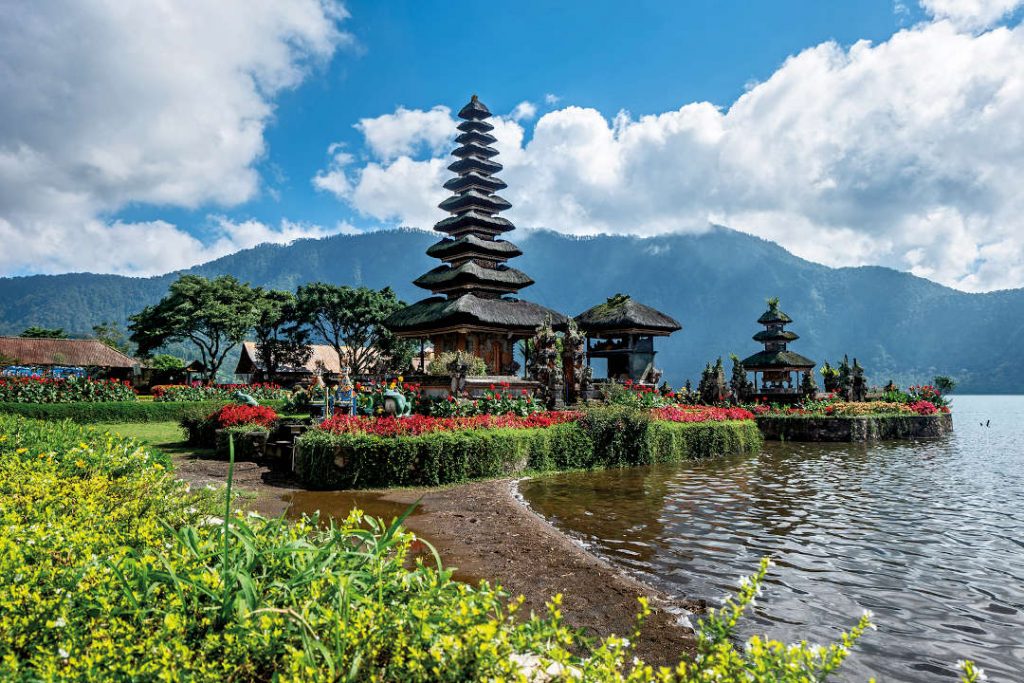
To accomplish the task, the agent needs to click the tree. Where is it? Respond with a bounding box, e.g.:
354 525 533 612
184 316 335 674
21 326 67 338
933 375 957 394
129 275 258 381
252 288 312 382
149 354 185 370
92 321 133 356
295 283 414 376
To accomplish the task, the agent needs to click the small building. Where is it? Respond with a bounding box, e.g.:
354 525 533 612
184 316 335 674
0 336 139 380
739 298 815 401
574 294 681 383
386 95 566 375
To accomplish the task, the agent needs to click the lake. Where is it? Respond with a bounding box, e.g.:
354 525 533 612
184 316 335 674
519 396 1023 681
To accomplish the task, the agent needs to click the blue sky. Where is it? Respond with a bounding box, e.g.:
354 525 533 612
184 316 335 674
2 1 1023 290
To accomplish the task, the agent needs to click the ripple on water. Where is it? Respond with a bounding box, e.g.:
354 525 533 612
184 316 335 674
519 396 1024 681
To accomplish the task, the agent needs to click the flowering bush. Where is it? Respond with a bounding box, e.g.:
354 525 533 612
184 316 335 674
212 404 279 429
908 384 949 408
651 405 755 422
318 411 580 437
908 399 939 415
352 378 422 415
152 382 288 402
428 381 543 417
0 376 137 403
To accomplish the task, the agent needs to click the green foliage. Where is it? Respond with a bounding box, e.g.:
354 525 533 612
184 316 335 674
91 320 133 355
129 274 258 381
149 353 185 370
934 375 957 394
0 376 136 403
425 350 488 377
0 400 285 424
251 288 311 380
295 408 762 489
295 283 413 375
19 325 68 338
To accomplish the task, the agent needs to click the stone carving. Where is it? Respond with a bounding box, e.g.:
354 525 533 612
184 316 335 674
851 358 867 402
562 319 589 405
698 358 728 404
447 353 469 396
529 315 564 410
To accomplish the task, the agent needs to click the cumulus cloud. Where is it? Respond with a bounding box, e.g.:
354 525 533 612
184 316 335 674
0 0 351 275
321 16 1024 291
355 106 454 161
920 0 1024 30
510 101 538 121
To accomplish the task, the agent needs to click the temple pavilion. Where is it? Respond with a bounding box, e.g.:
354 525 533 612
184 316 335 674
575 294 681 383
739 297 815 400
386 95 565 375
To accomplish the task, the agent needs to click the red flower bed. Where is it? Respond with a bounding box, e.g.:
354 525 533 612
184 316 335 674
650 405 755 423
0 376 136 403
318 411 580 437
213 404 279 429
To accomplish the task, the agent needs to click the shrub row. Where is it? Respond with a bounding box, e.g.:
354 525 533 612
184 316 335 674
0 376 137 403
0 399 287 424
295 405 764 489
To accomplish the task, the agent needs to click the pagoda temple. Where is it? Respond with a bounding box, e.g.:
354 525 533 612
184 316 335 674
739 297 815 400
386 95 565 375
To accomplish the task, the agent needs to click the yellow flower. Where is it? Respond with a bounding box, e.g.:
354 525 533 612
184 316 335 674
75 459 86 468
15 447 28 454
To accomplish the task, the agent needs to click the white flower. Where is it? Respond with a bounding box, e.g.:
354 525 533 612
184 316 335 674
54 617 66 628
58 647 69 659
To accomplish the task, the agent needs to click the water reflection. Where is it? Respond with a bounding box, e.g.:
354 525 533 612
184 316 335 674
520 396 1024 681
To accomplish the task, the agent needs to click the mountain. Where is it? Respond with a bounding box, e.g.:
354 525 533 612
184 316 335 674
2 227 1021 393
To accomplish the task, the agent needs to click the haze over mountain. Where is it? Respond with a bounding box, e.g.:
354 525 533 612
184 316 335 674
2 228 1020 393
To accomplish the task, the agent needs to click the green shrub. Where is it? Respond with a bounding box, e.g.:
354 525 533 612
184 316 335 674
295 406 762 489
425 350 487 376
0 399 286 424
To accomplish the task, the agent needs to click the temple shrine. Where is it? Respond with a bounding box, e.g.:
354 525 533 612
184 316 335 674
739 297 816 401
575 293 681 383
386 95 565 375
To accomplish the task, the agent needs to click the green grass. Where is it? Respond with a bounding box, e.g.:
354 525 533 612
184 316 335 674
89 420 195 456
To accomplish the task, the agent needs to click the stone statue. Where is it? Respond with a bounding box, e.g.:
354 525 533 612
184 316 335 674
562 318 588 405
729 354 753 404
800 369 818 397
838 355 853 400
232 390 259 407
529 315 564 410
851 358 867 402
447 353 469 396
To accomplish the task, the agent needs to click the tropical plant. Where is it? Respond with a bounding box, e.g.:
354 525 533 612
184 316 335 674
149 353 186 370
425 350 488 377
129 274 259 381
933 375 957 395
295 283 414 375
252 288 312 381
0 376 137 403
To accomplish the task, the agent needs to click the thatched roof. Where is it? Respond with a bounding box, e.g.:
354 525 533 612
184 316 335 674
434 210 513 236
426 236 522 260
753 329 799 343
458 95 492 120
0 337 138 368
443 172 506 194
739 349 816 369
414 262 533 293
757 297 793 324
237 341 368 376
574 294 681 336
386 294 567 336
448 156 502 176
438 189 511 214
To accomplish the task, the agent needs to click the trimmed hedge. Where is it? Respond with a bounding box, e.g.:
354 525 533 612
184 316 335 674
0 399 287 424
295 406 763 489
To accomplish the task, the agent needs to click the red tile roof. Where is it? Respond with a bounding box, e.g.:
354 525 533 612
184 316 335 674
0 337 138 368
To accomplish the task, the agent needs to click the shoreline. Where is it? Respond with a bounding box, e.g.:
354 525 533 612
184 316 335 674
172 453 700 666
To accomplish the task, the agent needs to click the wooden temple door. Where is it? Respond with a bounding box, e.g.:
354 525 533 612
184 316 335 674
489 340 503 374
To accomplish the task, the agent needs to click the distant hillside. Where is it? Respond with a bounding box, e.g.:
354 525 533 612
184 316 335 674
2 227 1021 392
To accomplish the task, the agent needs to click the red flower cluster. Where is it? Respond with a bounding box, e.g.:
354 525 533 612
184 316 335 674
318 411 581 437
650 405 755 423
0 375 136 403
213 404 280 428
908 400 939 415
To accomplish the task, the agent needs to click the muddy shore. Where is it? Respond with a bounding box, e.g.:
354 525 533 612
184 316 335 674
173 452 700 666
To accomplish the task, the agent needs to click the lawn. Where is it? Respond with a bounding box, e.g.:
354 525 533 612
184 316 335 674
89 420 194 455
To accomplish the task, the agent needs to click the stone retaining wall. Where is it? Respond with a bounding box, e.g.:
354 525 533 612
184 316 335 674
756 412 952 442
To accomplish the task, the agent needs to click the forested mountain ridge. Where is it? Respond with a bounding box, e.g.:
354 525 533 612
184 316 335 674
2 227 1020 392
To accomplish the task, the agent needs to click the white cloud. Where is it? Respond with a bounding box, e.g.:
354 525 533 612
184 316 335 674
920 0 1024 30
544 93 561 105
0 0 351 275
323 17 1024 291
355 106 453 161
510 101 538 121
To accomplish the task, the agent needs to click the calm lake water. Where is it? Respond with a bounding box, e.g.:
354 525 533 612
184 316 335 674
519 396 1024 681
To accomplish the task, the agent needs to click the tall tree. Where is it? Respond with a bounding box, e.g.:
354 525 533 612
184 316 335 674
252 288 312 383
92 321 133 356
295 283 413 376
20 326 67 338
129 275 257 381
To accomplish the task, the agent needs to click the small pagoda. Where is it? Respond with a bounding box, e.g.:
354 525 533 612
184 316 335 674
386 95 565 375
739 297 815 401
574 294 681 383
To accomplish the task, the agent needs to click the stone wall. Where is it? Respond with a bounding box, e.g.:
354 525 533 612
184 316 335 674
756 412 953 442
